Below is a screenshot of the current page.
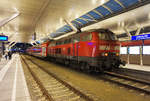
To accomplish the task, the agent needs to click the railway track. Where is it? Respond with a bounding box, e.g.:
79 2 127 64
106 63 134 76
101 71 150 94
21 55 95 101
113 68 150 81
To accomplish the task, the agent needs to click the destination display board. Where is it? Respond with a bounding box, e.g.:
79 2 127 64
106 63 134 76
0 35 8 41
131 34 150 40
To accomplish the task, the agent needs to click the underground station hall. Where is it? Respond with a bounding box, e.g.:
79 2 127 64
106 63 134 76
0 0 150 101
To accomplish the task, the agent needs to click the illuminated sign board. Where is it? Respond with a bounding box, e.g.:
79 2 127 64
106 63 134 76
0 35 8 41
131 34 150 40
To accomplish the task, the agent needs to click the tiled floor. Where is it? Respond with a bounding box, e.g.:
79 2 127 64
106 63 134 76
0 54 31 101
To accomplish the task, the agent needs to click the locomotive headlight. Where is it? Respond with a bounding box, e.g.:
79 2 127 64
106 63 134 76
101 53 108 56
104 53 108 56
116 53 119 56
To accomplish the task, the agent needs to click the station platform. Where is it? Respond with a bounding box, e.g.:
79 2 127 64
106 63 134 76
123 64 150 72
0 54 31 101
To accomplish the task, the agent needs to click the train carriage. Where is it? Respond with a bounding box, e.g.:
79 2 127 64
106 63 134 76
26 42 50 58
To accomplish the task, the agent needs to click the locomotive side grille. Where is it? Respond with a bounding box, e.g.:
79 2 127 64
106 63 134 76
114 45 120 50
99 45 110 50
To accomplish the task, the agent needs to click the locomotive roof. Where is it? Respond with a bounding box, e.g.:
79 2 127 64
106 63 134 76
84 29 113 33
52 29 114 41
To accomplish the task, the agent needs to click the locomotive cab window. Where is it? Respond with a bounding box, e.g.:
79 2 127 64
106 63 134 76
64 39 71 44
72 36 80 43
64 40 67 44
81 34 92 41
67 39 71 43
98 32 117 40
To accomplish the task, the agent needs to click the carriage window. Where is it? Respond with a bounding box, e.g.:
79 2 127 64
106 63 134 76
64 39 71 44
73 36 80 43
58 41 61 45
64 39 68 44
49 43 55 47
60 41 64 45
81 34 92 41
53 43 56 46
56 42 59 45
56 41 62 45
67 39 71 43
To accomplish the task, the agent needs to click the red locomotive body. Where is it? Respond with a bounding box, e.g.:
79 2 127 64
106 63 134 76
48 29 124 71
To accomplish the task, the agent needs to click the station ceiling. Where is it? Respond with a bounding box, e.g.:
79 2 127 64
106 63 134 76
0 0 150 43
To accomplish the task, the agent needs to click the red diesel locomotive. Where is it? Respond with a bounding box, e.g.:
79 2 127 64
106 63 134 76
26 29 125 71
47 29 125 71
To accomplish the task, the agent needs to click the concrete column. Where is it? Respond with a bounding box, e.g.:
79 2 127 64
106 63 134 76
140 40 144 66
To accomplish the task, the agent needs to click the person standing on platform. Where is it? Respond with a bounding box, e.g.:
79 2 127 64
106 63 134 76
4 52 8 60
8 51 12 60
0 53 2 61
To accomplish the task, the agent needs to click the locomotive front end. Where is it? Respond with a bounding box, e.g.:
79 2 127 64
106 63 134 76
95 29 125 70
99 50 124 70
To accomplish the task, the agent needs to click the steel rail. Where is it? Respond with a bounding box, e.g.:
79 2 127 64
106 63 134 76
23 55 95 101
21 56 54 101
102 71 150 94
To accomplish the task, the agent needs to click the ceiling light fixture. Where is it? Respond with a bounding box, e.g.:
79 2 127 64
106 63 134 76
0 10 20 28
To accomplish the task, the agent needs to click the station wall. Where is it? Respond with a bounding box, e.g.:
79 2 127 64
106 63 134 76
120 40 150 66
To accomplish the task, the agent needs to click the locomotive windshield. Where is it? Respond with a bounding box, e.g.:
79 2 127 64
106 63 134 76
98 32 117 40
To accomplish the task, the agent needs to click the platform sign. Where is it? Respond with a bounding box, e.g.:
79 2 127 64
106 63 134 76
131 34 150 40
0 35 8 41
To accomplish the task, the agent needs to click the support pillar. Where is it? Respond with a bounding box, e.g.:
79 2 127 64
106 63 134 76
135 27 141 35
140 40 144 66
127 46 130 64
123 27 131 39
